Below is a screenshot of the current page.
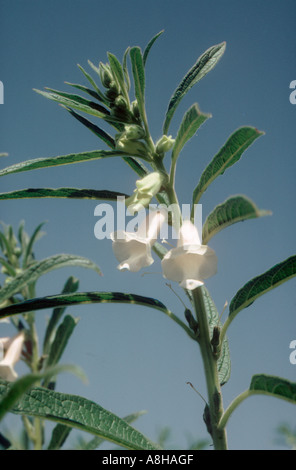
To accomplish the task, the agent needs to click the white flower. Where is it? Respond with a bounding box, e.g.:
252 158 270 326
161 220 217 290
111 209 166 272
0 332 25 381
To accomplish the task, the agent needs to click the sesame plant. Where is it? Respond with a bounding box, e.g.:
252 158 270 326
0 31 295 450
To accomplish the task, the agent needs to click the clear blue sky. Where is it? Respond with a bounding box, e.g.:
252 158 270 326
0 0 295 450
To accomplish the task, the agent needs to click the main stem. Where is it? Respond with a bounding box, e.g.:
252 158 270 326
192 287 228 450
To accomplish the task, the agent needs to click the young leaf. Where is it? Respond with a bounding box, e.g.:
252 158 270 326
47 423 72 450
172 103 211 165
202 195 271 244
0 383 161 450
0 188 129 201
43 276 79 356
46 315 78 368
107 52 129 103
163 42 226 134
201 287 231 386
143 30 164 65
0 254 102 304
249 374 296 404
192 127 264 204
130 47 146 124
0 291 195 339
229 255 296 321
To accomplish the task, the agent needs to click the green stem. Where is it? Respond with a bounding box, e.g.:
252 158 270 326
192 287 228 450
217 389 251 431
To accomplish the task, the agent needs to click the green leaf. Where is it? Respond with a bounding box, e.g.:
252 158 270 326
0 188 129 201
0 149 135 178
0 254 102 304
65 107 116 148
143 30 164 65
47 423 72 450
107 52 129 103
172 103 211 164
0 364 85 421
0 383 161 450
130 47 146 123
229 255 296 321
192 127 264 205
46 315 78 368
43 276 79 356
0 291 195 339
163 42 226 134
202 195 271 244
201 287 231 386
76 63 108 104
250 374 296 405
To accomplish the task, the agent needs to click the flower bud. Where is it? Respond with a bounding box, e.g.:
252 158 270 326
124 124 145 140
131 100 141 120
125 172 164 212
115 136 149 157
99 62 113 88
155 135 175 155
114 95 128 111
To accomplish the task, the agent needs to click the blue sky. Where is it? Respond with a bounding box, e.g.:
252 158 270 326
0 0 296 450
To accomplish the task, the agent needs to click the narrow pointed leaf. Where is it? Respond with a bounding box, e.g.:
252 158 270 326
107 52 129 103
47 424 72 450
65 106 115 149
172 103 211 164
163 42 226 134
130 47 146 123
43 276 79 356
0 149 133 178
250 374 296 405
22 221 46 268
0 383 161 450
192 127 264 205
0 255 102 304
0 188 129 201
65 81 104 103
0 291 195 339
201 287 231 386
46 315 78 368
143 30 164 65
229 255 296 321
202 195 271 244
76 63 108 104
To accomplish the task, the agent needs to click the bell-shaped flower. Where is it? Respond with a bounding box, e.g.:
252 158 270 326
0 331 25 381
161 220 217 290
125 172 164 213
111 209 166 272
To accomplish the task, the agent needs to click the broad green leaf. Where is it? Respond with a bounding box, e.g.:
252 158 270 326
0 188 128 201
0 291 195 339
0 383 161 450
0 365 85 421
229 255 296 321
78 410 147 450
0 149 139 178
143 30 164 65
250 374 296 405
202 195 271 244
193 127 264 205
46 315 78 368
43 276 79 356
172 103 211 165
163 42 226 134
130 47 146 124
201 287 231 386
0 254 102 304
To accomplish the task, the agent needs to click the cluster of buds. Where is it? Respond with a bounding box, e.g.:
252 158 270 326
99 62 139 124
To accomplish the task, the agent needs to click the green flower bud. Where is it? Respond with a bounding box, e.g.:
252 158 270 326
124 124 145 140
125 172 164 212
155 135 175 155
99 62 113 88
116 136 149 157
114 95 128 111
131 100 140 120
